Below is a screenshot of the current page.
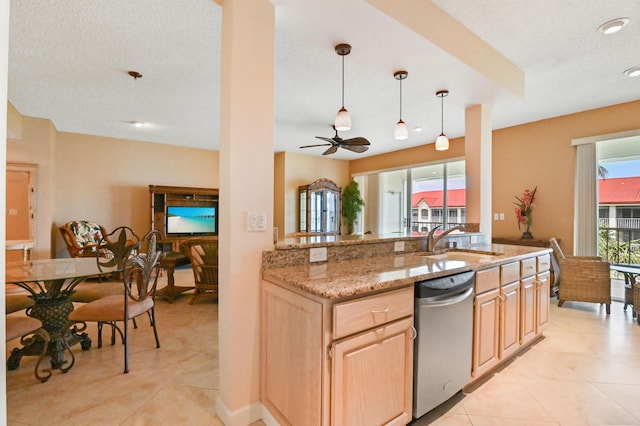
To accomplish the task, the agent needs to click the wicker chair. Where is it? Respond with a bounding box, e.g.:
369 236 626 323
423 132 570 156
59 220 110 258
549 237 611 314
181 239 218 304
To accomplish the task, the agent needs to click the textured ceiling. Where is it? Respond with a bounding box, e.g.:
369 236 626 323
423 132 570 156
8 0 640 160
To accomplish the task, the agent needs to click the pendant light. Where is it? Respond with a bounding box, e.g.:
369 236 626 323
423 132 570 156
393 71 408 140
334 43 352 131
435 90 449 151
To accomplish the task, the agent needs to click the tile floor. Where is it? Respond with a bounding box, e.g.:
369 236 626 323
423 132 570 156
6 270 640 426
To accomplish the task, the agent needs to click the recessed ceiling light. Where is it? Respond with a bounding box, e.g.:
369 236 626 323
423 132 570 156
129 121 145 128
623 66 640 78
597 18 630 35
414 126 423 132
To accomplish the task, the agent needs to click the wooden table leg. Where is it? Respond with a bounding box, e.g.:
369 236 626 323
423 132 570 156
155 253 193 303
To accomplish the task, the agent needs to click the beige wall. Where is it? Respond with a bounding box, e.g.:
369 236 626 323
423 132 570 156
7 105 219 259
492 100 640 253
350 100 640 254
274 151 350 236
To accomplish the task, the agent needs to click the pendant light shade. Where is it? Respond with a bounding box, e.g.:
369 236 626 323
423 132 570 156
393 71 408 140
435 90 449 151
334 44 352 131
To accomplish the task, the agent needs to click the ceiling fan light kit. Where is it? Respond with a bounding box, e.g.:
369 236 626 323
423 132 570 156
393 70 408 140
435 89 450 151
334 43 352 131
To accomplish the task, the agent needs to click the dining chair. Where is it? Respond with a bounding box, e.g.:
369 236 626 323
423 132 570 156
6 315 51 382
549 237 611 314
180 238 218 304
68 230 162 373
70 226 140 347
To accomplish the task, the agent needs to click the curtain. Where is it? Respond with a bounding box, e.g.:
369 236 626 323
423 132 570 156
573 143 598 256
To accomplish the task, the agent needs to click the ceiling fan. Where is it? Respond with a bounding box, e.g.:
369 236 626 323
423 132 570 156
299 127 371 156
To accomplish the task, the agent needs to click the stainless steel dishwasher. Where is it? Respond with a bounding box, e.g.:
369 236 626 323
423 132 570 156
413 270 475 419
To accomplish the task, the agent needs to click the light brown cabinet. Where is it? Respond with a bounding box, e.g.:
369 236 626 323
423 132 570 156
472 254 550 380
261 282 413 426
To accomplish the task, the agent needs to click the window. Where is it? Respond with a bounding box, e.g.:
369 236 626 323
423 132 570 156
356 160 465 235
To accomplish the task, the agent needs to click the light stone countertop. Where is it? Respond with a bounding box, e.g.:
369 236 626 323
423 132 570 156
262 244 552 300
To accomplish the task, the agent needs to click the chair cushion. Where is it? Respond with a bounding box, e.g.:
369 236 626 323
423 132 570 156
70 282 124 303
6 316 42 341
69 295 154 322
6 294 35 314
69 220 104 247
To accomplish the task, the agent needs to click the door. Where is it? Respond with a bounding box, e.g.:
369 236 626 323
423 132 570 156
6 163 37 262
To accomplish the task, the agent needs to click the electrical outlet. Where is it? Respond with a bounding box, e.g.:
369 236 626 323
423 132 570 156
394 241 405 252
309 247 327 262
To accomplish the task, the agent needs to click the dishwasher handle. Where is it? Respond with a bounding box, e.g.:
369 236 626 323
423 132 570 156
417 287 474 308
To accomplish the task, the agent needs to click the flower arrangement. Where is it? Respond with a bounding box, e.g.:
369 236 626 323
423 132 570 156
514 186 537 239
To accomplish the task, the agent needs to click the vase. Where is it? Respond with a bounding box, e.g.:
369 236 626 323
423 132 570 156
521 231 533 239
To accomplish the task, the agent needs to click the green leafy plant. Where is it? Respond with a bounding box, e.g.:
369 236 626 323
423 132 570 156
342 180 365 234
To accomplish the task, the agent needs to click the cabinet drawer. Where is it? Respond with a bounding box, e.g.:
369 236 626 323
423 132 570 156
501 261 521 284
476 267 499 294
333 286 413 340
537 254 551 272
521 258 537 278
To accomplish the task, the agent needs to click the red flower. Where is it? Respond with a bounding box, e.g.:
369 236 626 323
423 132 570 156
513 187 537 231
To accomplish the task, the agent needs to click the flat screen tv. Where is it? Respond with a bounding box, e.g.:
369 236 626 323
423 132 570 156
166 206 217 236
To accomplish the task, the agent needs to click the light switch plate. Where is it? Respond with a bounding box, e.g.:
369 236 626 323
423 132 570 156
309 247 327 262
394 241 405 252
499 213 505 220
247 211 267 232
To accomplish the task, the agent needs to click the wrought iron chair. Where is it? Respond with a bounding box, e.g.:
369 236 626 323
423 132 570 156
70 226 141 348
6 315 51 382
549 237 611 314
68 230 162 373
181 239 219 304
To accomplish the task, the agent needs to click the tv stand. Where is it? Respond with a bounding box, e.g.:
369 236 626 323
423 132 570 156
149 185 219 252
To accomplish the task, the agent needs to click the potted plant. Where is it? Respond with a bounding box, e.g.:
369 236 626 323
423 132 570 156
342 180 365 234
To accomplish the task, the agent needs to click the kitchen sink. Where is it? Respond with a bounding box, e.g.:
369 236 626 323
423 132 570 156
414 250 504 263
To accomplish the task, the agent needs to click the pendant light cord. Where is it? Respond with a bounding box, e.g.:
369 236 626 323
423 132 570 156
440 93 444 134
341 54 345 109
399 78 403 120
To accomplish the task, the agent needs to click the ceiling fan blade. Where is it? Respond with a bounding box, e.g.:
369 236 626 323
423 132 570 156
322 146 338 155
315 136 337 144
300 143 332 148
341 144 369 153
342 137 370 146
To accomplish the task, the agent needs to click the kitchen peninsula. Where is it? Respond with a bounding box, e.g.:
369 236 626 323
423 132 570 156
260 233 552 425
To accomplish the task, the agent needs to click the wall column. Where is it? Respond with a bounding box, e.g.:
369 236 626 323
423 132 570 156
1 0 9 419
217 0 275 424
465 105 492 235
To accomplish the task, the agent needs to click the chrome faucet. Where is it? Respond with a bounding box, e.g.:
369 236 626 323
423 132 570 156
426 224 466 252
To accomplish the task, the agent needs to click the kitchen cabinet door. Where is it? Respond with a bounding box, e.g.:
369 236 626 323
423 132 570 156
331 317 413 426
472 288 500 378
536 271 550 333
520 275 537 345
500 281 521 359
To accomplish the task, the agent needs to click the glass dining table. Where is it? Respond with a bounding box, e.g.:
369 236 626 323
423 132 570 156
5 257 118 374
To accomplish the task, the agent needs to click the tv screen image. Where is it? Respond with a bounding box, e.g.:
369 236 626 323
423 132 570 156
166 206 217 235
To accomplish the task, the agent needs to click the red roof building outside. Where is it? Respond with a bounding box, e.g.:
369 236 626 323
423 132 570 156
412 189 466 208
598 177 640 205
411 178 640 209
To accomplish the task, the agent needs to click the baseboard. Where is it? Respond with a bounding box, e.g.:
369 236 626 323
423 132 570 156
215 395 263 426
